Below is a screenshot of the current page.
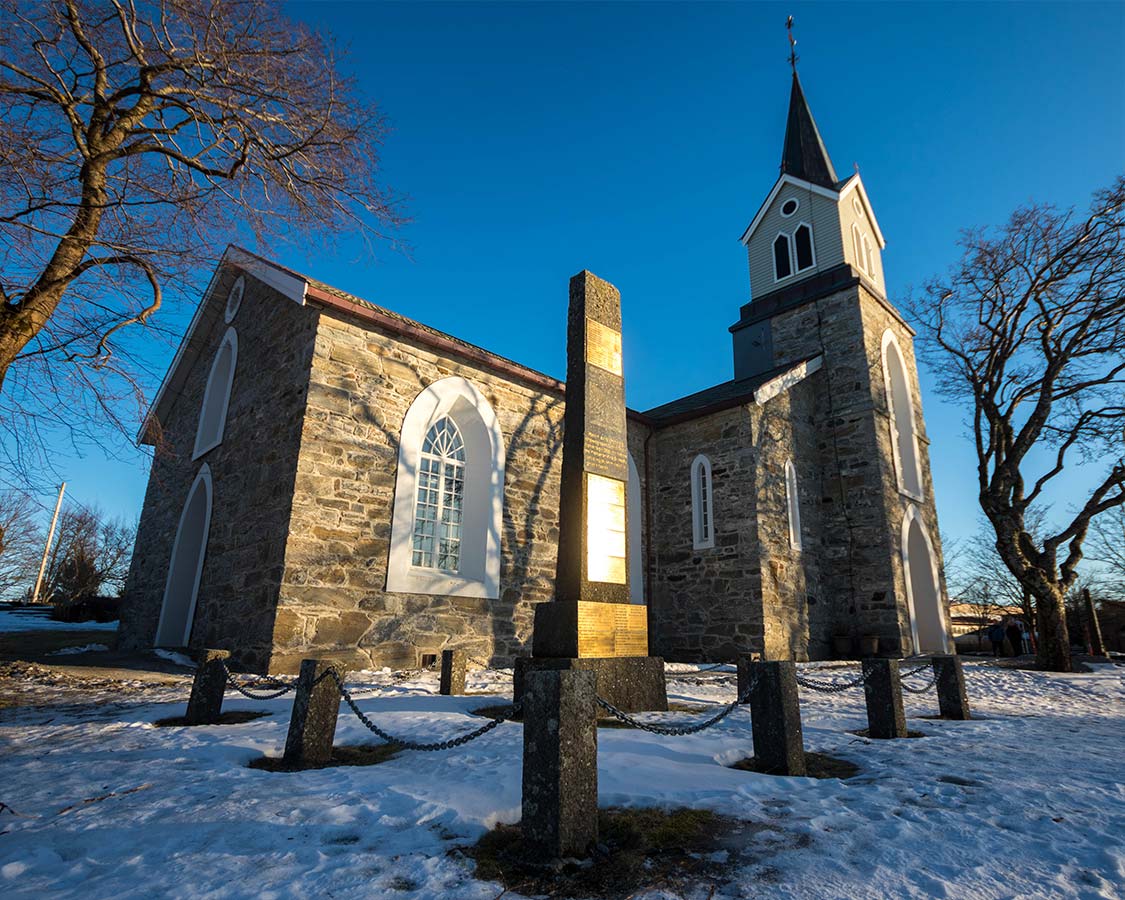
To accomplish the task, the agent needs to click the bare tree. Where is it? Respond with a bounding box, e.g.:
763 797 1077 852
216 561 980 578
944 526 1030 650
911 176 1125 672
0 490 44 598
42 505 134 601
1088 504 1125 594
0 0 402 474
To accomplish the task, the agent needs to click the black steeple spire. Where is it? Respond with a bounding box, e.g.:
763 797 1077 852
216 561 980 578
779 18 838 189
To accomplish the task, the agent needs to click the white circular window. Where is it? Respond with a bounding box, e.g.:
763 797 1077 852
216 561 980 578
780 198 799 217
852 197 863 218
224 275 245 323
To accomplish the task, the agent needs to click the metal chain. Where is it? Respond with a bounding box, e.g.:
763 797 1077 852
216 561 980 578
222 662 297 700
593 669 758 736
899 663 933 679
901 671 939 693
329 668 521 751
794 671 870 693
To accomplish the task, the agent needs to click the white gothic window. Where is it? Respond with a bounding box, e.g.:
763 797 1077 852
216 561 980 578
691 454 714 550
785 459 802 551
882 331 924 498
794 223 814 272
412 417 466 571
852 224 866 275
863 233 876 278
192 327 237 460
773 233 792 280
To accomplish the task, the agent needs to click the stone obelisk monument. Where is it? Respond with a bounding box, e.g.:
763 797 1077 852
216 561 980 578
518 270 667 712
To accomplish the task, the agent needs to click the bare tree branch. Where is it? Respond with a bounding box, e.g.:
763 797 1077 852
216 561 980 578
910 175 1125 672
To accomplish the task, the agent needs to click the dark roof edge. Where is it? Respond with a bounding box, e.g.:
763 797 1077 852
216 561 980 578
729 263 913 335
304 284 651 422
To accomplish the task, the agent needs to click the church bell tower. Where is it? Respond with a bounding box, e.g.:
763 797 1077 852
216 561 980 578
728 36 954 657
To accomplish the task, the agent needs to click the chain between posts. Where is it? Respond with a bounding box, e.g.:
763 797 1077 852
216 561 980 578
594 668 759 736
221 662 297 700
901 671 939 693
328 668 521 751
794 670 871 693
795 660 936 693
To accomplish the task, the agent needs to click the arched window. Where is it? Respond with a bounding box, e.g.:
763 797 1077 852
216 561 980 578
794 223 815 272
852 224 866 275
193 328 237 459
881 330 923 498
387 377 506 599
224 275 245 323
412 417 466 571
690 454 714 550
785 459 802 551
155 465 213 647
773 233 792 280
863 233 876 278
902 505 950 654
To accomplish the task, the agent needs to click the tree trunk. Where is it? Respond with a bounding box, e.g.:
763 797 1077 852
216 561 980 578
1033 585 1071 672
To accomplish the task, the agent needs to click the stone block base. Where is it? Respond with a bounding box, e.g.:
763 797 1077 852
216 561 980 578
514 655 667 713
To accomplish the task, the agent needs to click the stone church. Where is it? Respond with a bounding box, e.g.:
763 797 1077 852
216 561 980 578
119 72 953 673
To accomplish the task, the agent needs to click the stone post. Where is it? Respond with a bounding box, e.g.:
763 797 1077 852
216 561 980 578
439 649 467 696
185 649 230 725
861 658 907 739
521 669 598 859
736 653 761 703
1083 589 1107 658
748 661 806 776
932 655 971 720
283 659 346 766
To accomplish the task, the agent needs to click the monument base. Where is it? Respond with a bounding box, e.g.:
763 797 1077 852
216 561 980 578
532 600 650 658
514 655 668 713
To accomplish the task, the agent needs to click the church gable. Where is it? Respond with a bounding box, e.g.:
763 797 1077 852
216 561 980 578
743 179 845 302
837 177 887 296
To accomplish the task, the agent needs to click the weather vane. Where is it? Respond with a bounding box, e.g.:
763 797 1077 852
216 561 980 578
786 15 799 73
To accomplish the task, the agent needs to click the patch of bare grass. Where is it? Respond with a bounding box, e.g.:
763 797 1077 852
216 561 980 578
464 807 768 899
248 743 400 772
729 751 860 779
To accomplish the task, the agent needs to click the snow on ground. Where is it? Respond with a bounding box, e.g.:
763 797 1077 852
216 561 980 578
0 660 1122 899
0 608 119 633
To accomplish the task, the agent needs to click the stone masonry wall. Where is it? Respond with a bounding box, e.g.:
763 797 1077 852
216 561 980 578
271 307 575 673
647 405 765 662
767 278 948 655
119 266 319 670
856 286 950 653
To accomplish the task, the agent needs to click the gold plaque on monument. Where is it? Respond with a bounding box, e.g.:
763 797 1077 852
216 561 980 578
585 317 622 376
586 473 626 584
574 601 649 657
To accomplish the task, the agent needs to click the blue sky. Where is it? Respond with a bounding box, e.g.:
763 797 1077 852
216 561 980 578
25 1 1125 557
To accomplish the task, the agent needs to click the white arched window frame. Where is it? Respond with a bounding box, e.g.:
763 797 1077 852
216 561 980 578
901 505 951 654
862 233 876 279
793 222 816 273
881 330 924 499
387 377 506 599
785 459 802 551
852 224 867 276
192 328 238 460
155 464 213 647
690 454 714 550
773 233 793 281
224 275 245 324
